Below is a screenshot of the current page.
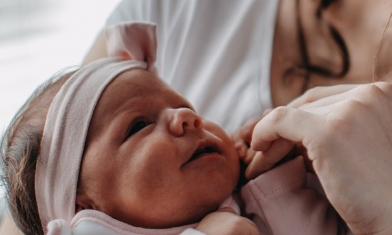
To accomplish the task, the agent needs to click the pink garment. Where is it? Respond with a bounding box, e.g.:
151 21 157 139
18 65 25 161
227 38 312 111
241 156 347 235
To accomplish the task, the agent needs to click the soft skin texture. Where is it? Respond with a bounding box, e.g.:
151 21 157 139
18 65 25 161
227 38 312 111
5 0 392 233
84 0 392 109
78 0 392 234
77 69 240 229
270 0 392 106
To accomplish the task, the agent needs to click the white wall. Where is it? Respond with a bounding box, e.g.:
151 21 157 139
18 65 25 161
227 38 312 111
0 0 121 216
0 0 121 130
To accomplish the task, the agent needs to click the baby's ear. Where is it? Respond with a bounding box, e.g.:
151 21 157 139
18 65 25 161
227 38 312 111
75 191 93 213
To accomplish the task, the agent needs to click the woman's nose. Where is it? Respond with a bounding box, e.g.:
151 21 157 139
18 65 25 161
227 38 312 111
167 108 203 136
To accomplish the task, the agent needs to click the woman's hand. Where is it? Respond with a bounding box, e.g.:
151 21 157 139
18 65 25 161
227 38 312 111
249 82 392 234
245 84 360 177
195 207 259 235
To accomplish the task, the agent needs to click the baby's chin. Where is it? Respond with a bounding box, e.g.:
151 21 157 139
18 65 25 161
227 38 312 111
119 203 221 229
107 161 240 229
132 188 236 229
187 181 238 218
168 194 235 227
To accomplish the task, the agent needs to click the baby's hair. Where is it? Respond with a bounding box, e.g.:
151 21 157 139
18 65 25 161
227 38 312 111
0 67 78 235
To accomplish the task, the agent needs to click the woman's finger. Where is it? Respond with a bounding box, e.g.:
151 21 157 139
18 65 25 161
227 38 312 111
216 207 236 214
289 84 359 108
251 107 323 153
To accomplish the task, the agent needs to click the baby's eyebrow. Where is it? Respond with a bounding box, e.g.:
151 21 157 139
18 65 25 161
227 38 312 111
106 109 138 143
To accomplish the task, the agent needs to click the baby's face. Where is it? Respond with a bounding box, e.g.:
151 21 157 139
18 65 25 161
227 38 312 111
78 69 240 228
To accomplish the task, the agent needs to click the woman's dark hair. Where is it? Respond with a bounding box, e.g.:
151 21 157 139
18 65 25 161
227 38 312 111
285 0 350 93
0 67 77 235
294 0 392 87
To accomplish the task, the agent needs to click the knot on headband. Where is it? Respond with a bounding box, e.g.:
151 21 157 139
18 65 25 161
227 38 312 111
35 22 158 233
106 22 157 73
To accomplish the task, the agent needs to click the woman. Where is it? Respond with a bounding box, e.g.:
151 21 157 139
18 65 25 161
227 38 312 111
84 0 392 126
84 0 392 234
86 0 392 234
3 0 392 234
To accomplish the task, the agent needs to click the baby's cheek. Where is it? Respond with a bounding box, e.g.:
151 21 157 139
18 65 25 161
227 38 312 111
131 162 166 191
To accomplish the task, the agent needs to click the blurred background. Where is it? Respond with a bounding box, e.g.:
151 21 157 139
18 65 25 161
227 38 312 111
0 0 121 219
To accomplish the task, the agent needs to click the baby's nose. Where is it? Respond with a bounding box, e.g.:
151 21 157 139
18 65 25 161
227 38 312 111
168 108 203 136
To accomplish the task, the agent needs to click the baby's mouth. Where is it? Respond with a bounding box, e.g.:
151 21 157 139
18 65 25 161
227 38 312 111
189 146 219 162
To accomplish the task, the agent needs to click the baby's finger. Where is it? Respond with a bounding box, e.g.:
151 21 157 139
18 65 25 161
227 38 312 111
242 148 257 165
232 129 248 158
246 138 294 179
234 141 248 159
240 118 260 143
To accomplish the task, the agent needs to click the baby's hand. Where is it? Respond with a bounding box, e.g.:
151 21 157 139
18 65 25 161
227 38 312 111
233 115 302 180
246 109 310 179
195 207 259 235
231 118 260 164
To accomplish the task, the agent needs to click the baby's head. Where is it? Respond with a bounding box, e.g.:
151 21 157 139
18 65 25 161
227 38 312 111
78 68 239 228
0 22 239 234
0 68 76 235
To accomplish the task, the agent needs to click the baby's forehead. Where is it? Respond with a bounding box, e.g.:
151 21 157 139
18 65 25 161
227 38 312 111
102 68 177 103
110 69 163 90
84 65 192 142
90 68 187 124
88 69 174 131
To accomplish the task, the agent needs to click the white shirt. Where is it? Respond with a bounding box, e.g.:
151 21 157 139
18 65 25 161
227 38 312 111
107 0 279 132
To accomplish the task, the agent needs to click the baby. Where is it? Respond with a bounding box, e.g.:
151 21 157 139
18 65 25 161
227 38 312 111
1 22 348 235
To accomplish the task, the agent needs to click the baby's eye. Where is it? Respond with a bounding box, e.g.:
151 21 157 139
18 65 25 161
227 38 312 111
127 119 149 137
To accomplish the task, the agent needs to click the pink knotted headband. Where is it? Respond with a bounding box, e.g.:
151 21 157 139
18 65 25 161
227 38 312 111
35 22 158 232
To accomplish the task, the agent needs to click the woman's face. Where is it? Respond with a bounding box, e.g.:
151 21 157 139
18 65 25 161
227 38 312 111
271 0 392 106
